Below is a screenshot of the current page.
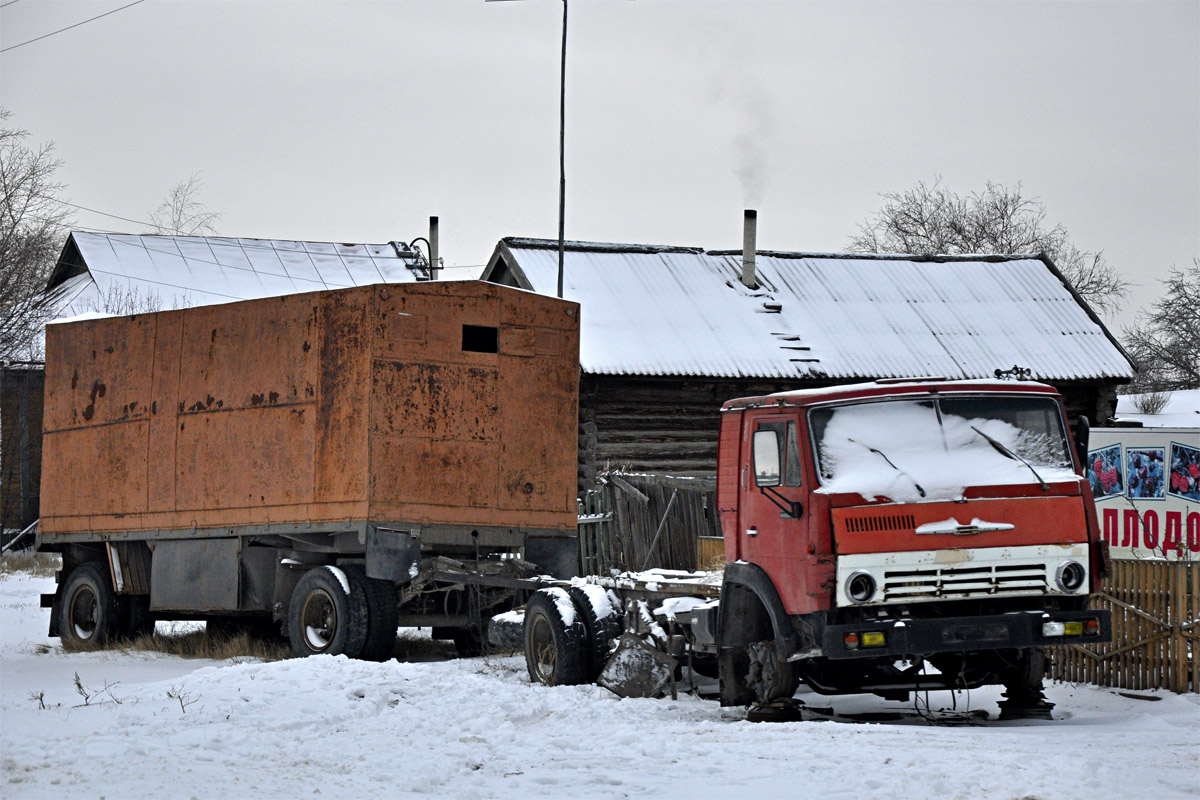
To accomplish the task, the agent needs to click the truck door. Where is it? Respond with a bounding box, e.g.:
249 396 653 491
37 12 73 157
738 414 806 588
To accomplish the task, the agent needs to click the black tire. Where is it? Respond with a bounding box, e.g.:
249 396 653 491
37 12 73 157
343 565 398 662
206 615 284 642
719 649 755 706
122 595 154 640
287 566 370 658
452 625 487 658
1001 647 1049 698
56 562 122 648
523 588 589 686
487 610 526 650
746 640 799 704
567 585 623 681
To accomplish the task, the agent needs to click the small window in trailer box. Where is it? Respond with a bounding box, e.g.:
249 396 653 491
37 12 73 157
462 324 499 353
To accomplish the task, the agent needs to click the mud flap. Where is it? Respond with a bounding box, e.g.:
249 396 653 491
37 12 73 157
597 633 676 699
365 528 421 583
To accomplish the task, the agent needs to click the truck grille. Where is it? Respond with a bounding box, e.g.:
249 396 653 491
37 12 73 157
843 513 915 533
882 563 1048 600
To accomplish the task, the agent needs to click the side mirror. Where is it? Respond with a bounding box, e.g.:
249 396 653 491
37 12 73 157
1074 415 1090 473
752 430 781 487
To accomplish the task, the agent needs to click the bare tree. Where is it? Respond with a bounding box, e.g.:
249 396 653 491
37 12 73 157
148 174 220 236
848 179 1130 316
1122 260 1200 392
79 284 167 316
0 110 72 362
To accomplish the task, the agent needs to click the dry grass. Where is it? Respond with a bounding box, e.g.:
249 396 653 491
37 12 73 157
60 623 462 663
125 628 293 662
392 629 460 662
61 625 292 661
0 551 60 578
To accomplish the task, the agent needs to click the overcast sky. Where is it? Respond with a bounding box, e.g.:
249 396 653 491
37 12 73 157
2 0 1197 328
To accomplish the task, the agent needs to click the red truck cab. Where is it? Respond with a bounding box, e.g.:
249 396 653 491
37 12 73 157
714 378 1111 715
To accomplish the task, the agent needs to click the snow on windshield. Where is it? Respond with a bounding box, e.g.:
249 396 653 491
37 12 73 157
813 397 1077 502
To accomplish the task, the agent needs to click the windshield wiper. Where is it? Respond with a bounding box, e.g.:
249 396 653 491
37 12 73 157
847 438 926 498
970 425 1049 490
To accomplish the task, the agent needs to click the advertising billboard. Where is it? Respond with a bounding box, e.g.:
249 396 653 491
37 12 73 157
1088 427 1200 561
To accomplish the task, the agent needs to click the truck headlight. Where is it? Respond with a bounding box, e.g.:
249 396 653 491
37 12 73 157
1056 561 1086 593
846 571 876 604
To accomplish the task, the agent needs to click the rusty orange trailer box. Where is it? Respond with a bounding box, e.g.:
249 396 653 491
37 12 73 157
39 281 580 549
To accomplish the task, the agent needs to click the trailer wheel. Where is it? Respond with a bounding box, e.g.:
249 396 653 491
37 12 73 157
523 588 588 686
344 565 398 661
287 566 369 658
452 625 487 658
567 585 622 681
122 595 154 640
56 562 122 648
487 610 525 650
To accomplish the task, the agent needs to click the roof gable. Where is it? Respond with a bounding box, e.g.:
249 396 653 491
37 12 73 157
483 237 1133 382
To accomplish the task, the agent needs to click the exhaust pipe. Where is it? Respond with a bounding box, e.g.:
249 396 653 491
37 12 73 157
741 209 757 288
429 216 440 281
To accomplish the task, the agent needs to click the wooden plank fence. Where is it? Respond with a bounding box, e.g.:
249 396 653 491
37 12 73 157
1052 559 1199 693
578 472 722 575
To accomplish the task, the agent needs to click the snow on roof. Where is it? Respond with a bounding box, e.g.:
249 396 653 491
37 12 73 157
47 232 431 316
485 238 1133 382
1114 389 1200 428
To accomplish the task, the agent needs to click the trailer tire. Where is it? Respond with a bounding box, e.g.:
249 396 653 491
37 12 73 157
344 565 398 661
206 615 284 642
567 585 622 681
56 561 122 648
524 588 589 686
287 566 369 658
452 625 487 658
487 610 525 650
122 595 154 640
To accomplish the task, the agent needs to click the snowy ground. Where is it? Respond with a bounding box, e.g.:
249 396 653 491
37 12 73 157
2 572 1197 800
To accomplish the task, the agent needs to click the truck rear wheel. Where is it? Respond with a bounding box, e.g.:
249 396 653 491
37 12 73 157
567 585 622 681
523 588 588 686
287 566 369 658
56 562 122 648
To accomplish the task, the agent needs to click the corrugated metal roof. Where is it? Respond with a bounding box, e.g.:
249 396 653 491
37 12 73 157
49 232 429 316
487 239 1133 382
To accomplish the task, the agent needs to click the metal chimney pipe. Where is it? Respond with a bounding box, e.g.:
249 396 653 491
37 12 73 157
429 216 439 281
741 209 757 288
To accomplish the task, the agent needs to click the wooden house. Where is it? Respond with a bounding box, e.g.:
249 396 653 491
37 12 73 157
482 223 1135 486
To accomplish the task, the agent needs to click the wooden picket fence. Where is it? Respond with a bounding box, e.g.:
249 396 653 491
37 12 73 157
1052 559 1199 693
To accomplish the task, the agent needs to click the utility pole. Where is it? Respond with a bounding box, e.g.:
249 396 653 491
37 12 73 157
557 0 567 299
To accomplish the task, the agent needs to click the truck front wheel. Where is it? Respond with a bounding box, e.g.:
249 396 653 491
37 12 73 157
523 589 588 686
56 562 122 648
287 566 369 658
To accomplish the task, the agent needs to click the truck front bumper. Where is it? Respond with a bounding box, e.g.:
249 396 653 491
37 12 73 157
820 608 1111 660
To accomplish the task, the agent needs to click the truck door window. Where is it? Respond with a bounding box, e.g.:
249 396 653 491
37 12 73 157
755 421 802 487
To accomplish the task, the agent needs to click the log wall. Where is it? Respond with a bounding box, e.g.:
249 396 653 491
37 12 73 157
579 373 1120 486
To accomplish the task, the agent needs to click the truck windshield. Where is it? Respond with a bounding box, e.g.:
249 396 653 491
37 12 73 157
809 394 1074 501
